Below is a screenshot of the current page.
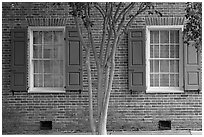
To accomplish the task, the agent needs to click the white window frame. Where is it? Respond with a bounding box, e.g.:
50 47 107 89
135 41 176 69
28 26 66 93
146 25 184 93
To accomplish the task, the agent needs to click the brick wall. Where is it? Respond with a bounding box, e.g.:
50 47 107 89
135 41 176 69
2 2 202 134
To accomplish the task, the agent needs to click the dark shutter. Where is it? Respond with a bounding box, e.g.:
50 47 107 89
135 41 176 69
184 43 201 90
10 29 27 91
65 27 83 90
128 29 146 91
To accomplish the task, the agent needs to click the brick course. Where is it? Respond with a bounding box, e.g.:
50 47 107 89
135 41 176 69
2 2 202 134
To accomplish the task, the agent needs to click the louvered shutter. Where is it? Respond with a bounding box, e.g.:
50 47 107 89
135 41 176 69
10 29 28 91
184 43 201 90
128 29 146 91
65 27 83 90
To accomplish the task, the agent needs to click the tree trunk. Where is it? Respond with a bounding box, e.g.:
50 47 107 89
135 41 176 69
98 105 108 135
85 48 96 134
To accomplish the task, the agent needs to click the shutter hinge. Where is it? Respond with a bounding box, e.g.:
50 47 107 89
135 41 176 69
64 38 66 41
130 89 133 95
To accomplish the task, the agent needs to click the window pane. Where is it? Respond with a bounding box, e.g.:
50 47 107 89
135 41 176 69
54 31 63 44
154 45 159 58
160 31 169 43
150 60 153 72
160 45 169 58
150 31 159 44
155 74 159 86
150 74 160 87
170 60 179 72
33 45 42 58
150 74 153 86
160 74 169 86
54 45 64 60
175 74 179 87
150 60 159 73
53 60 63 74
44 74 53 87
170 45 179 58
34 60 43 73
44 45 54 58
150 45 153 58
33 31 42 44
54 75 63 87
44 31 53 44
44 60 53 73
34 74 43 87
160 60 169 72
175 45 179 58
150 31 153 44
170 30 179 43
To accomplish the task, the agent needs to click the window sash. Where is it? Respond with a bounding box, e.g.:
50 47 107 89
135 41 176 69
146 26 183 92
29 27 65 92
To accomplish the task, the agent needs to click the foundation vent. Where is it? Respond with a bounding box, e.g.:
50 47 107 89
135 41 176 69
40 121 52 130
159 120 171 130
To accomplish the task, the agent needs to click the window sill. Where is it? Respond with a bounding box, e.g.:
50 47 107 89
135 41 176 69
28 88 66 93
146 88 184 93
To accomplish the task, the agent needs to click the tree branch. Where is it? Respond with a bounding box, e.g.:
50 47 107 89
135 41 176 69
123 2 152 34
99 14 108 64
94 2 105 19
73 16 88 50
117 2 135 33
115 2 134 23
84 5 100 66
113 2 122 21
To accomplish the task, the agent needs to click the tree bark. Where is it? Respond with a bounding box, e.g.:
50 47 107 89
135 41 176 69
98 111 107 135
85 48 96 135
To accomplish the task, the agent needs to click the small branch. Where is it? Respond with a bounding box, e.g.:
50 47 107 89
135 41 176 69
84 5 100 66
99 16 108 64
117 3 135 33
73 16 88 50
94 2 105 19
113 2 122 21
115 2 135 23
123 3 151 34
103 29 113 67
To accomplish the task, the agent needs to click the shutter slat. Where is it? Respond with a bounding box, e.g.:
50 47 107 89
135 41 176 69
65 27 83 90
11 29 27 91
128 29 146 91
184 43 201 90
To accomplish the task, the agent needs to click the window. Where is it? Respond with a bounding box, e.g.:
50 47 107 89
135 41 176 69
29 27 65 92
146 26 183 93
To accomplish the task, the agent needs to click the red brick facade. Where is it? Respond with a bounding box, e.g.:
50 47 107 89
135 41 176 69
2 2 202 134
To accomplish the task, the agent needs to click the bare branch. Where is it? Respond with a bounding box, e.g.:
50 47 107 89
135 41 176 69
117 2 135 33
113 2 122 21
99 18 108 64
84 5 100 66
73 9 88 51
115 2 135 23
94 2 105 19
103 28 112 67
123 2 152 34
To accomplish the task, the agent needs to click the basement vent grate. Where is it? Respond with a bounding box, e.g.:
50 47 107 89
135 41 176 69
159 120 171 130
40 121 52 130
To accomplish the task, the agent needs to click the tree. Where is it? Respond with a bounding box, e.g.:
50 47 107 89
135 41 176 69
68 2 161 135
184 2 202 51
